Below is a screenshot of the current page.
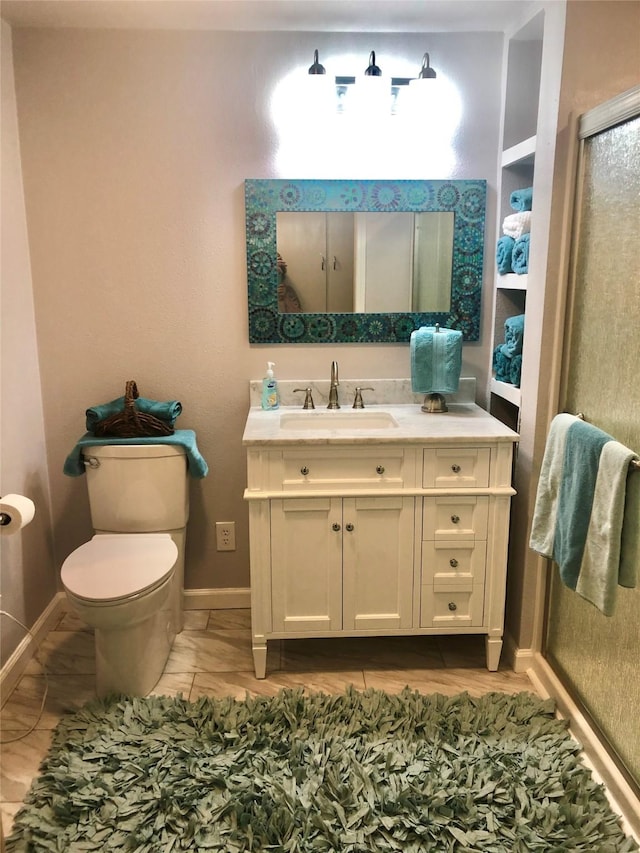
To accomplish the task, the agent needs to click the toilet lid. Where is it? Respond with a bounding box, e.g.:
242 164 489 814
61 534 178 603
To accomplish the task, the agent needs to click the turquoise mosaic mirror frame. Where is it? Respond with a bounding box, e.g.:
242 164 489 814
245 178 486 343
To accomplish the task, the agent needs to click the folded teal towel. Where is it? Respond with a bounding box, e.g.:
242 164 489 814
86 396 182 433
496 235 515 274
512 233 530 274
500 314 525 358
509 354 523 387
63 430 208 479
410 326 462 394
530 415 637 615
510 187 533 212
492 347 510 382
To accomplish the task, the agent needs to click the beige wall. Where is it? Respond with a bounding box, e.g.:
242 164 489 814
0 21 56 666
7 27 502 601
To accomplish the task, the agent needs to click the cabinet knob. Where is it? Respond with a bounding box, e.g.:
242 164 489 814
449 558 459 568
345 523 354 532
376 465 385 475
300 466 309 476
451 464 461 473
332 522 341 532
451 514 460 524
448 602 458 612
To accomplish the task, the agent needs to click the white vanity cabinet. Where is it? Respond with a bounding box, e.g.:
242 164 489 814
243 403 518 679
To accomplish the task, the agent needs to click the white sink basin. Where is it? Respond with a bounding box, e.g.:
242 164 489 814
280 410 399 431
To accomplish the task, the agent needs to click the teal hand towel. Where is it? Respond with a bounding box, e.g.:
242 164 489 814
552 419 611 589
410 326 462 394
63 430 208 479
510 187 533 212
86 396 182 433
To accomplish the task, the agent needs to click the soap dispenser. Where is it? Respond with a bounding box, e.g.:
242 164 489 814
261 362 280 410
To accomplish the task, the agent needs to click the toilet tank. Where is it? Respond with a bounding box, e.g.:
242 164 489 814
83 444 189 533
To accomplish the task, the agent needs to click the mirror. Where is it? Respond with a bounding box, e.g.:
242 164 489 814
245 179 486 343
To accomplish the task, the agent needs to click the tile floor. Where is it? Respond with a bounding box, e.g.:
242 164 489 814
1 608 534 839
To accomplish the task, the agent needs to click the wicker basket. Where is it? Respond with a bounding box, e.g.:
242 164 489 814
93 381 175 438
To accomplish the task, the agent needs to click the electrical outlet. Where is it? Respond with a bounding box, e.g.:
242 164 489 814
215 521 236 551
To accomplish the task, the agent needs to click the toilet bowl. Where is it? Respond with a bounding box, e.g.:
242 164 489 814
61 533 178 697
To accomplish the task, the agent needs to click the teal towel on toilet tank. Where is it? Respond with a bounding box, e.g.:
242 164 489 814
410 326 463 394
63 429 208 479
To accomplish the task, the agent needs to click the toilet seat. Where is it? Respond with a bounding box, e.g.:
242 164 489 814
61 534 178 604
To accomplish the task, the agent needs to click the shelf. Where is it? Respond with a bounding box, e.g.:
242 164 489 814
496 273 528 291
501 136 536 168
491 379 521 407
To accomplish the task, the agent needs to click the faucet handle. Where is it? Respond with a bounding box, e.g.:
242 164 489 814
294 388 315 409
353 387 374 409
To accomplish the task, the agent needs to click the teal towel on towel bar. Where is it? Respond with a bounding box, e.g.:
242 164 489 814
529 415 637 615
410 326 462 394
63 429 208 479
510 187 533 211
86 395 182 433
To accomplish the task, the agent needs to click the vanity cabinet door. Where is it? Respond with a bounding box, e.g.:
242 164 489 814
270 498 342 633
270 496 415 635
342 497 415 631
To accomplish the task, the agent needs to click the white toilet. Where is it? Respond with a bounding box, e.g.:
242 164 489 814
61 444 189 697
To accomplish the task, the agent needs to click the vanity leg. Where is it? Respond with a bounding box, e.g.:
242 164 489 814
253 640 267 679
485 636 502 672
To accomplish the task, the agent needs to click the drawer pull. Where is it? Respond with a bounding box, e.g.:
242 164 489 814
451 514 460 524
332 522 341 532
376 465 385 475
345 523 355 532
300 466 310 476
448 602 458 612
451 464 461 473
449 558 459 568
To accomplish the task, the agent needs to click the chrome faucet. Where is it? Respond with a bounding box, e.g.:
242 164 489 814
328 360 340 409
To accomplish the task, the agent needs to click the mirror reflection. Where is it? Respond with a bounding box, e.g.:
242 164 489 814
276 212 454 314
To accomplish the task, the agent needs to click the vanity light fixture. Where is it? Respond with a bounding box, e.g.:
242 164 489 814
308 49 326 75
308 49 438 115
414 52 437 81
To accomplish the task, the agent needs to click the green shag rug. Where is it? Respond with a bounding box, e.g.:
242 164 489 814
7 688 638 853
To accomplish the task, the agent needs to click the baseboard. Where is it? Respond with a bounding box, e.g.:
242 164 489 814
529 652 640 841
183 587 251 611
0 592 65 706
502 632 536 673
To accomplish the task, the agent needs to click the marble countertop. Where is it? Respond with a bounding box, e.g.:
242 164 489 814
242 402 519 446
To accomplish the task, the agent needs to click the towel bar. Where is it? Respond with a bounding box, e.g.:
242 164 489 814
575 412 640 471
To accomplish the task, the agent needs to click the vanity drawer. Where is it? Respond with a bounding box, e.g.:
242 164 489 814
422 447 490 488
421 540 487 586
422 496 488 541
274 447 408 491
420 580 484 627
